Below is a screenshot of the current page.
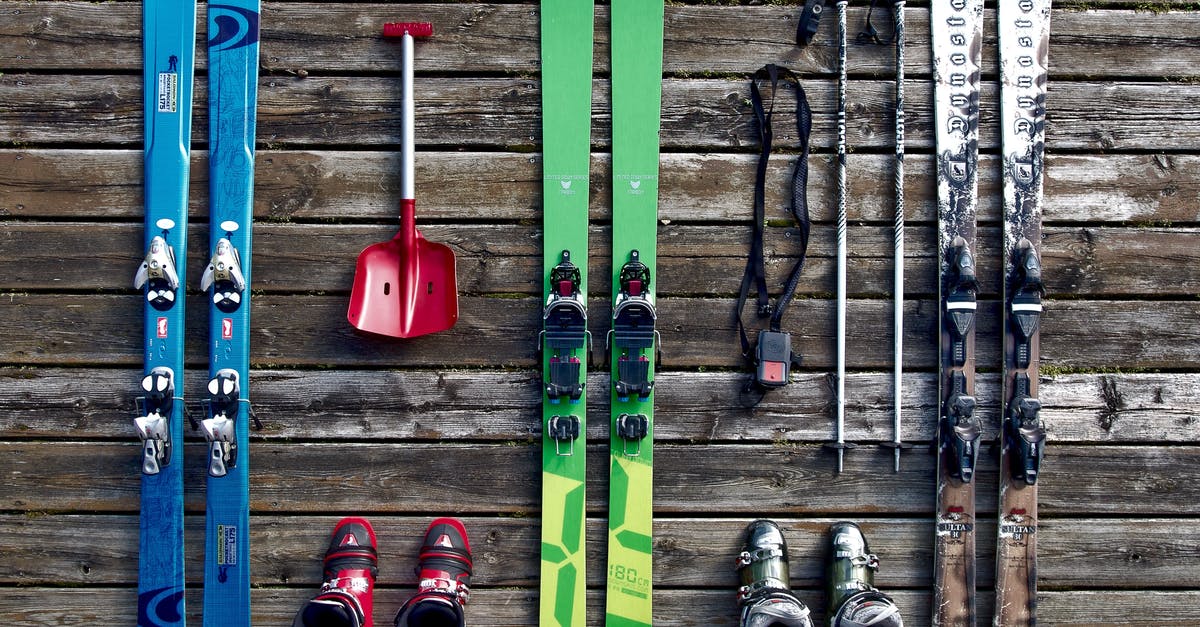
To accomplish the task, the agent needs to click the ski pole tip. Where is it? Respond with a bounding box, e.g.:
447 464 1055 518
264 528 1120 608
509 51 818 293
383 22 433 39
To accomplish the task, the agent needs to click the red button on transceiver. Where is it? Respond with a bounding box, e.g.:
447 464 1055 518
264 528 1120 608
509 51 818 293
755 330 792 388
759 360 786 384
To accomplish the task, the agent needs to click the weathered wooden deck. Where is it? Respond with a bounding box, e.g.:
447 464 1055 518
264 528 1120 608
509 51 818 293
3 1 1200 625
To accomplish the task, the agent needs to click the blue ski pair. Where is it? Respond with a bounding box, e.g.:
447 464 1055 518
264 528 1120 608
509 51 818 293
135 1 260 625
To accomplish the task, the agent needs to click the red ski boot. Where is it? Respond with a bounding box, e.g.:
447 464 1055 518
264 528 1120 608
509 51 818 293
294 517 379 627
393 518 473 627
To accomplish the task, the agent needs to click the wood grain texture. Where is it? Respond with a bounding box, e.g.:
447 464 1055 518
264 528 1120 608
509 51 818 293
7 586 1200 627
4 150 1197 224
1 2 1198 625
3 294 1199 370
5 221 1200 297
3 442 1199 517
4 75 1200 151
3 369 1195 444
5 4 1200 77
4 514 1199 589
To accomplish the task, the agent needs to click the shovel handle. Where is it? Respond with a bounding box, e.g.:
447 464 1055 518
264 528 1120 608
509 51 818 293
383 22 432 207
384 22 433 38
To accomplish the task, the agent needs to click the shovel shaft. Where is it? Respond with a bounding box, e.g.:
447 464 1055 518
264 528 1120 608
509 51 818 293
400 198 417 250
383 22 432 203
400 197 419 322
400 32 415 201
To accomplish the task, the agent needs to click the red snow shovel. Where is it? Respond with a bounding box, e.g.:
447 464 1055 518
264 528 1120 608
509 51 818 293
348 22 458 338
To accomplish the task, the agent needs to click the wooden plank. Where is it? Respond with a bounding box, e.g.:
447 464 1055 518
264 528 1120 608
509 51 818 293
1073 0 1200 5
1030 590 1200 626
4 75 1200 151
2 294 1198 370
5 3 1200 77
5 514 1198 591
8 586 1200 627
2 442 1198 516
6 149 1197 225
3 368 1197 445
6 221 1198 297
0 0 1196 621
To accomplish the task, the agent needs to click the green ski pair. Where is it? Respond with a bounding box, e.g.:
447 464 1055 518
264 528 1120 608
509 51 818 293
538 2 664 625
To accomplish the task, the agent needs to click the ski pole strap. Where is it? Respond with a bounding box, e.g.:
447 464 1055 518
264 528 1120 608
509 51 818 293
857 0 896 46
735 65 812 398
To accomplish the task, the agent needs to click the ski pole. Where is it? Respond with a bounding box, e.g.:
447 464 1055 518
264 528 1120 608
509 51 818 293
834 0 849 474
856 0 909 472
891 0 906 472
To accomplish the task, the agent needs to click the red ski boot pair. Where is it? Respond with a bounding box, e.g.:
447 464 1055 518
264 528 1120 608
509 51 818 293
293 517 473 627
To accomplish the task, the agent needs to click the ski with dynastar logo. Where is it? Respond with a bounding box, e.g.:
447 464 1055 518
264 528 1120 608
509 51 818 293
995 2 1050 625
605 1 664 625
538 2 594 626
200 1 260 624
931 0 984 625
133 0 196 624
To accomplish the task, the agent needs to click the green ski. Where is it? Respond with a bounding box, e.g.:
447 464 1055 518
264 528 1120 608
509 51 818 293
539 2 594 626
605 1 664 625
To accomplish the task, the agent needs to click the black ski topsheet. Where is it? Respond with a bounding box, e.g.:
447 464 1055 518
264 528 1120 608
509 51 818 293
931 1 984 625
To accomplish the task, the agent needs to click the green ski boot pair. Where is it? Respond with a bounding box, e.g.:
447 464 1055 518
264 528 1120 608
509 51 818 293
736 520 903 627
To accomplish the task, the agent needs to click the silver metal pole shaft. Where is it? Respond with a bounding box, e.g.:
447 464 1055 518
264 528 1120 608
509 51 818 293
400 32 415 201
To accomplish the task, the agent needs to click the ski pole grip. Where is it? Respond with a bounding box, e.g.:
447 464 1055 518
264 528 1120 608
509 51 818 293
384 22 433 38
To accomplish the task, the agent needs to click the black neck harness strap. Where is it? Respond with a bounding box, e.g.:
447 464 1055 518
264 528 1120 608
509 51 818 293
736 64 813 406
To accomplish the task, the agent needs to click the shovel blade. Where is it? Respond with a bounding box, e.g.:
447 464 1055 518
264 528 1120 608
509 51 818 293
347 236 458 338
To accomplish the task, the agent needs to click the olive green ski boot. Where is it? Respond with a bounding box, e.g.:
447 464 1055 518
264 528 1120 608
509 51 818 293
826 522 903 627
736 519 814 627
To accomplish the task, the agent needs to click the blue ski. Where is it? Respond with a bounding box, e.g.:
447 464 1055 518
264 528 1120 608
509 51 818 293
133 0 197 625
200 2 260 624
